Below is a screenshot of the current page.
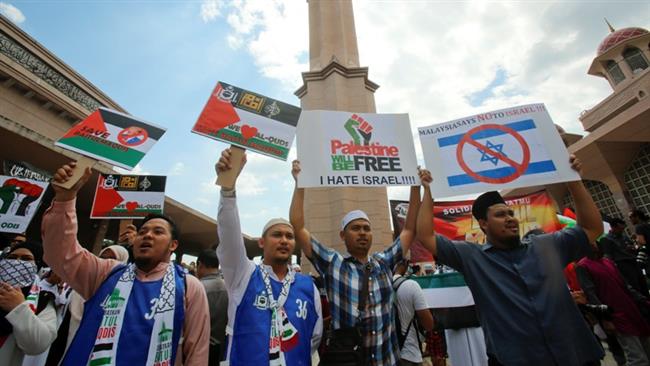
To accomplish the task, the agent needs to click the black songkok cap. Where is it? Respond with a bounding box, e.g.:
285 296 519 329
472 191 506 221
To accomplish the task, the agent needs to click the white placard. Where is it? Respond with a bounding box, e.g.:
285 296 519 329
0 175 49 233
297 110 419 187
418 103 579 198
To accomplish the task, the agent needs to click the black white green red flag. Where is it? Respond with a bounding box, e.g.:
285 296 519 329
55 108 166 170
192 81 301 160
90 174 166 219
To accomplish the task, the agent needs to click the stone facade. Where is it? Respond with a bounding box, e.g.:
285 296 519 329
296 0 393 272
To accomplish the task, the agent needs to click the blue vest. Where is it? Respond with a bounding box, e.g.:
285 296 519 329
62 264 185 365
229 267 317 365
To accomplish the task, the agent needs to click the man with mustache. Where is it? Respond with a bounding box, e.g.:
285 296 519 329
290 160 420 366
41 162 209 365
216 149 322 365
416 155 605 366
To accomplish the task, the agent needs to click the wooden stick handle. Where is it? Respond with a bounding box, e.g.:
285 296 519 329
51 157 95 189
216 146 245 190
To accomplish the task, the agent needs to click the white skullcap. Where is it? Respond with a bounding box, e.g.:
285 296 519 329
262 218 293 236
341 210 371 230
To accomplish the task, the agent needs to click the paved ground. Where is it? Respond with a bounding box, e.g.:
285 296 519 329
421 348 620 365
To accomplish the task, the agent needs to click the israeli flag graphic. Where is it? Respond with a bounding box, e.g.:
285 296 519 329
438 119 557 187
418 103 580 198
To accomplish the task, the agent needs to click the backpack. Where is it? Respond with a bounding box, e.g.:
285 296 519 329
393 276 422 350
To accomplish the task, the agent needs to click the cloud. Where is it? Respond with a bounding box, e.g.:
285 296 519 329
211 0 648 136
237 171 268 196
200 0 223 23
0 2 25 24
115 164 151 175
200 0 308 89
196 180 219 206
207 1 648 204
168 162 185 176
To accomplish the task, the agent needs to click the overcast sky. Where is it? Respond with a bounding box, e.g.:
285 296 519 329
1 0 648 236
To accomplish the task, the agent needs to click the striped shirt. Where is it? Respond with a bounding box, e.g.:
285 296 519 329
309 237 403 366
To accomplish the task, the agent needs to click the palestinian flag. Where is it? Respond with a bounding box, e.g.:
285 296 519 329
411 272 475 308
557 214 610 239
192 81 301 160
55 108 166 170
91 174 166 219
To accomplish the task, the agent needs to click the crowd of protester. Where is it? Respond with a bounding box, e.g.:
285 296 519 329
0 151 649 365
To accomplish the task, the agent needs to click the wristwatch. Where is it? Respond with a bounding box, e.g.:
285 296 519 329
221 189 236 197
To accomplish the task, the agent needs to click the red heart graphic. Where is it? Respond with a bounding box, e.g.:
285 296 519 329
125 201 138 211
241 125 258 140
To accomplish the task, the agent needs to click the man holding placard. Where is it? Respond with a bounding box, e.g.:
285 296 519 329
290 160 420 366
215 148 322 366
41 162 210 366
416 155 605 365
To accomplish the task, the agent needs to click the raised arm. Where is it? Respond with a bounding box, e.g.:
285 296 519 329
566 155 603 244
215 148 254 292
289 160 313 259
416 169 438 257
399 185 421 255
42 162 117 299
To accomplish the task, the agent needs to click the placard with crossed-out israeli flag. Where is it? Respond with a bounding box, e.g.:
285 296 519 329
418 103 579 198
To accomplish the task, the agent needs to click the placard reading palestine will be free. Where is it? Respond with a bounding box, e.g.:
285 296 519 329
297 110 419 187
55 108 167 170
192 81 301 160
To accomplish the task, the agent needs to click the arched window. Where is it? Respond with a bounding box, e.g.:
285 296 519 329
606 60 625 85
623 47 649 74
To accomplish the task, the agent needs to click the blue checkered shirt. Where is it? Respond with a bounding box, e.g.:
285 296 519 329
309 237 403 366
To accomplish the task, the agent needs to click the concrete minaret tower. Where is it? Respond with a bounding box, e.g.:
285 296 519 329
295 0 392 264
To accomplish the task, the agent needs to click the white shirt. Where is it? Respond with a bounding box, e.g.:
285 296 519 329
393 275 429 363
216 191 323 360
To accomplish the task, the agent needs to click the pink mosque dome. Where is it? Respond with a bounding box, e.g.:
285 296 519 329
597 27 649 56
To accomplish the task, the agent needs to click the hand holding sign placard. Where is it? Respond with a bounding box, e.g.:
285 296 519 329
50 161 93 202
296 110 419 187
418 103 579 197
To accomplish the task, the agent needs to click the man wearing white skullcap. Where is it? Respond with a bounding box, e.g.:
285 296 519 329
215 148 322 366
289 160 421 366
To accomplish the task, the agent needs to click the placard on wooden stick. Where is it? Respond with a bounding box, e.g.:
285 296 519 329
51 157 95 190
216 146 245 190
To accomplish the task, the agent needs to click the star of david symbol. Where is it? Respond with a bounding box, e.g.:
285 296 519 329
478 140 506 166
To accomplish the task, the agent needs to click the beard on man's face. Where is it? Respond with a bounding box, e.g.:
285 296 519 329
502 235 521 249
133 241 172 269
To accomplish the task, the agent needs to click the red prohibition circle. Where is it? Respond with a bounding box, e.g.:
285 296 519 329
117 127 149 147
455 123 530 184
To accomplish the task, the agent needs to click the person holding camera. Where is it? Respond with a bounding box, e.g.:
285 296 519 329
577 240 650 366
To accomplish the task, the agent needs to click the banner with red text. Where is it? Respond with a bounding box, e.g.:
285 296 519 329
390 190 562 262
297 110 419 187
55 108 166 170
